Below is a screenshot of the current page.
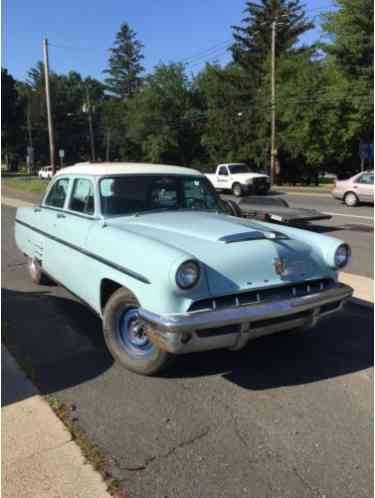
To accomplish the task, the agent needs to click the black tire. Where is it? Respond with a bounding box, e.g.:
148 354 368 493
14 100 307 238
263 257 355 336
344 192 359 207
103 287 173 375
232 183 243 197
224 199 242 217
27 257 50 285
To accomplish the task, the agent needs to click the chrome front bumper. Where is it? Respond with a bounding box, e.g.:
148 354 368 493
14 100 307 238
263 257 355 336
139 283 353 354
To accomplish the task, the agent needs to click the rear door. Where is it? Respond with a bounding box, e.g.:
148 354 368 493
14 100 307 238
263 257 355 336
41 177 72 278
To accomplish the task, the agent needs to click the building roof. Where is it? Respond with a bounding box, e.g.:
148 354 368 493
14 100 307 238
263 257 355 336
55 162 202 177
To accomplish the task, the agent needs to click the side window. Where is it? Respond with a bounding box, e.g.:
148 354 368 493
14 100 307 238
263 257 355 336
358 173 374 185
69 178 95 215
218 167 228 176
45 178 70 209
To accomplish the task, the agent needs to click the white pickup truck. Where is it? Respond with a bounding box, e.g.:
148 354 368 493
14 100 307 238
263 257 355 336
205 163 271 197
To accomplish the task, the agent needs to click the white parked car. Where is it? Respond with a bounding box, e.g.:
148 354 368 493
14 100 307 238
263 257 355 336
38 166 54 179
205 163 271 197
332 170 374 206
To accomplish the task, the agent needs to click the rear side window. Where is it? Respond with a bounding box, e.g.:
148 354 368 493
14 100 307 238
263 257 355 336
45 178 70 208
69 178 95 215
358 173 374 185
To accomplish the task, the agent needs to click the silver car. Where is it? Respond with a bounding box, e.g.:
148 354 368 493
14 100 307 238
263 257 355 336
332 170 374 207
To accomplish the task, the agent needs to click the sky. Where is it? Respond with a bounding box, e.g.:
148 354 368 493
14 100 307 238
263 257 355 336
2 0 336 83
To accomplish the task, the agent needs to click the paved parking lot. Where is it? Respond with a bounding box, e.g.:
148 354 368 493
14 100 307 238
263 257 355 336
2 203 373 498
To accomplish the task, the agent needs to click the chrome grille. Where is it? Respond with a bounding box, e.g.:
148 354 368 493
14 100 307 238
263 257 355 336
188 278 335 312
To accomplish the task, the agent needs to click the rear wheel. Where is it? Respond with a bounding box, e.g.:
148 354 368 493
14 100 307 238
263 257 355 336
103 288 173 375
232 183 243 197
344 192 358 207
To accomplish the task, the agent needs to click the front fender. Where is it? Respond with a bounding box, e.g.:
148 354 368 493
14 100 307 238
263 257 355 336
85 224 210 316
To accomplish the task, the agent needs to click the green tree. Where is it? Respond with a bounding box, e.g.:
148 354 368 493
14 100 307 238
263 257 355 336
126 63 204 166
1 68 25 169
104 23 145 99
322 0 374 144
20 63 105 166
231 0 314 79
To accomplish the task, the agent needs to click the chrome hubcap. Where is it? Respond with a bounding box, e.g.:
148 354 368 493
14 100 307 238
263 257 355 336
346 194 356 206
118 308 155 358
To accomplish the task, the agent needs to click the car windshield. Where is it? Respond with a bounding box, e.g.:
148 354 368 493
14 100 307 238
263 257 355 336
228 164 252 174
99 174 226 216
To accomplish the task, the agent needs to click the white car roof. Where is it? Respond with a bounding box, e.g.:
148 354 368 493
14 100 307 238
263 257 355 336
55 162 202 177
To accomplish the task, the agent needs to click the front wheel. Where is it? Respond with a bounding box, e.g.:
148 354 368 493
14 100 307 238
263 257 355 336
103 288 173 375
344 192 358 207
232 183 243 197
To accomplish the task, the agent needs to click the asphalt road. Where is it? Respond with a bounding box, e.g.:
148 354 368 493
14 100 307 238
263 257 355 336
2 204 373 498
223 192 374 278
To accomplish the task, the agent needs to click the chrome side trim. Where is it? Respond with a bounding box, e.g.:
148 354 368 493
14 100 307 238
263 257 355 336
15 219 151 284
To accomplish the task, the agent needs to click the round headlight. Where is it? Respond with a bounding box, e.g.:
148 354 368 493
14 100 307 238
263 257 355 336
334 244 351 269
176 260 200 289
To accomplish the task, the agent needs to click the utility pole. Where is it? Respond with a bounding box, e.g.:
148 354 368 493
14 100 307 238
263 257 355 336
26 104 34 174
43 38 56 174
85 86 96 162
270 20 276 185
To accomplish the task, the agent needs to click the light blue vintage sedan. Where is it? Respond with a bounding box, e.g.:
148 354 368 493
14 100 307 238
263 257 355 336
15 162 353 375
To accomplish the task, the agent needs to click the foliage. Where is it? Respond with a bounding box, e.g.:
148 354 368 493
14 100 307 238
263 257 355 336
104 23 145 99
322 0 374 143
231 0 314 79
2 68 25 168
126 63 205 166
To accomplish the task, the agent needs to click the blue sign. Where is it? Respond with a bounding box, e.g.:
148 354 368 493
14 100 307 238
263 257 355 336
359 143 374 160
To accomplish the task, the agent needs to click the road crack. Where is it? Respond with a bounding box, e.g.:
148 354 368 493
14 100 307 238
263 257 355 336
292 466 325 497
122 427 210 472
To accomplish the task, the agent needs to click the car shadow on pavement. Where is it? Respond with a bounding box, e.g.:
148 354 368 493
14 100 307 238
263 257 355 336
2 287 113 407
164 302 373 389
2 287 373 405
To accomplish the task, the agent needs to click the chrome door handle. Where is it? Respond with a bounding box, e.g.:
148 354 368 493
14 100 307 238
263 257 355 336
56 213 66 219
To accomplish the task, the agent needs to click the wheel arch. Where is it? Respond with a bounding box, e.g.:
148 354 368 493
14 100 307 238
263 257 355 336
100 278 137 313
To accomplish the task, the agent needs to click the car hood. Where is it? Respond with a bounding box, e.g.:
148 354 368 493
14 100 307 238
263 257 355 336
108 211 328 296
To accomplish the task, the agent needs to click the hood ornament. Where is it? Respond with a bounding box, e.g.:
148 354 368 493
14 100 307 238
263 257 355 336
273 257 287 276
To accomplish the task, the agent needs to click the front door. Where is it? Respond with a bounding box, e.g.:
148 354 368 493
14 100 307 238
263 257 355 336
217 166 230 189
45 177 97 304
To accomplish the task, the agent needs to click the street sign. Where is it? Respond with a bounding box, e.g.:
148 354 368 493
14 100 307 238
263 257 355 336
359 143 374 161
369 144 374 161
58 149 65 158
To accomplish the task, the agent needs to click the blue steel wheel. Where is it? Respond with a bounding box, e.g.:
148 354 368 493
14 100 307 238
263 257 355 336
103 288 173 375
117 308 156 358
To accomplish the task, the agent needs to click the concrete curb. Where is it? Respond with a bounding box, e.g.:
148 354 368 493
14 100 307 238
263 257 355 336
339 272 374 309
2 346 112 498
